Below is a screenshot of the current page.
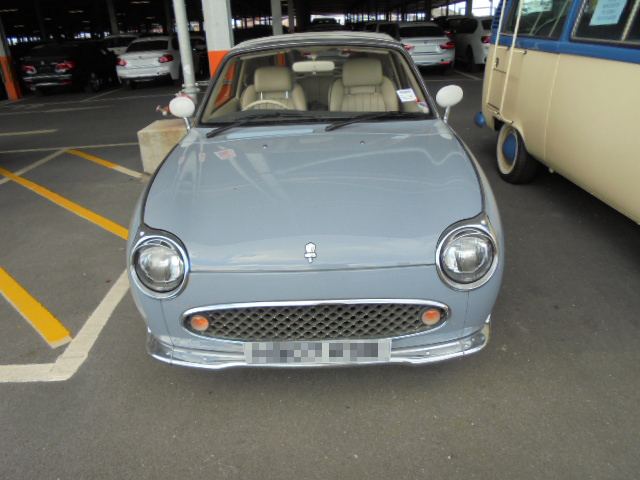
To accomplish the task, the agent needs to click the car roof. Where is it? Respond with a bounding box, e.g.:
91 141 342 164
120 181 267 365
232 31 400 51
398 21 439 27
104 34 138 39
131 36 172 43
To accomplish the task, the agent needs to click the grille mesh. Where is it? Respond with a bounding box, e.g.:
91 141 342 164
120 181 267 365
185 302 446 341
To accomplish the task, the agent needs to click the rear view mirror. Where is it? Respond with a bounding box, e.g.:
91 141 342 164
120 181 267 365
292 60 335 74
169 95 196 119
436 85 463 123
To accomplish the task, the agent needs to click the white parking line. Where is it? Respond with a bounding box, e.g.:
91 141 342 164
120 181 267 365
0 142 138 155
0 270 129 383
0 129 57 137
0 105 111 116
454 69 484 80
81 88 123 102
3 92 175 111
0 149 65 187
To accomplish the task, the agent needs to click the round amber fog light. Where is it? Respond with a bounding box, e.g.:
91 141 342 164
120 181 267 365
421 308 442 326
190 315 210 332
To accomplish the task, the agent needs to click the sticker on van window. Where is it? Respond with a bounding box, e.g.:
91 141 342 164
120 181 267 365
396 88 418 103
522 0 552 14
589 0 627 26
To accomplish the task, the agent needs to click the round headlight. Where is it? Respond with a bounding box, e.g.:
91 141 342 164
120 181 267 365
133 237 186 294
438 228 496 288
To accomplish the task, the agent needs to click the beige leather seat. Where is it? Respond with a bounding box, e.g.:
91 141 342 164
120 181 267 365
329 58 399 112
240 66 307 111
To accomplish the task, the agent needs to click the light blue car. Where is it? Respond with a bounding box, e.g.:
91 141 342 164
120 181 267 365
127 32 504 369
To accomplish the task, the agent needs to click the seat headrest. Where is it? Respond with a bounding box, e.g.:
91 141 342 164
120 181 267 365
342 58 383 88
254 66 292 93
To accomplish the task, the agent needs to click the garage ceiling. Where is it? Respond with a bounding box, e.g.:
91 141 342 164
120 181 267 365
1 0 448 40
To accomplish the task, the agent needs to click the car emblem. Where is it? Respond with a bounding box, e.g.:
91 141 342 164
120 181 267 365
304 242 317 263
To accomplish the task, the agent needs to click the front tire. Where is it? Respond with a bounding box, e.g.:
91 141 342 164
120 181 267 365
496 124 539 184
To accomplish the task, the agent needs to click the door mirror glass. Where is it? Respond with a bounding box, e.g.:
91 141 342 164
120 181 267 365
169 95 196 118
436 85 463 109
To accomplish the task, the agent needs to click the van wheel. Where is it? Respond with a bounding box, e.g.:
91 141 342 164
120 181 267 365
496 124 539 183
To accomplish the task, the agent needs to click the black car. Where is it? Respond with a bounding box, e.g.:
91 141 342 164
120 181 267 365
20 42 117 94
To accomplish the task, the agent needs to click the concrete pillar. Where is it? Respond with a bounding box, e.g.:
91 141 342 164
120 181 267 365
164 0 173 33
465 0 473 15
294 0 309 31
271 0 283 35
34 0 47 40
106 0 119 34
172 0 197 95
201 0 233 77
288 2 295 32
0 16 21 100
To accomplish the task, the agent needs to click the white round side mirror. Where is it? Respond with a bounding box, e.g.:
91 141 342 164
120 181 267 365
436 85 463 109
169 95 196 119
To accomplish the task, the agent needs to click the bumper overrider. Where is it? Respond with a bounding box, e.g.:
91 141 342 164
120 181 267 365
146 317 491 369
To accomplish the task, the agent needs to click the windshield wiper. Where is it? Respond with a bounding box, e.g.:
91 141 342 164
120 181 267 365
325 111 414 132
206 111 315 138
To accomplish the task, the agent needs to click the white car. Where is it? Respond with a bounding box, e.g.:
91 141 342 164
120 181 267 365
102 34 139 56
398 22 455 72
446 16 493 71
116 35 206 88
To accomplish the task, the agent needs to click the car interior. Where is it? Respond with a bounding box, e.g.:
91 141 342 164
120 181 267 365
201 46 430 122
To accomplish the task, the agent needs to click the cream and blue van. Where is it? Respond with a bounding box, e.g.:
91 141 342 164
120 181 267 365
479 0 640 223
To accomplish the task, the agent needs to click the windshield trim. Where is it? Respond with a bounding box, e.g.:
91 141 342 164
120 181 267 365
194 40 438 128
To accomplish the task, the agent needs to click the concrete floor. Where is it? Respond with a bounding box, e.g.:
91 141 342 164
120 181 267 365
0 73 639 479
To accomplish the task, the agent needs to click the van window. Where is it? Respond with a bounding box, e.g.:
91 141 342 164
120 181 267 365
573 0 640 43
504 0 572 38
127 40 168 52
399 25 446 37
378 23 400 38
482 18 494 30
456 18 478 34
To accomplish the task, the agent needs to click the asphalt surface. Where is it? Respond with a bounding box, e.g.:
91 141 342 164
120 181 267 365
1 72 639 479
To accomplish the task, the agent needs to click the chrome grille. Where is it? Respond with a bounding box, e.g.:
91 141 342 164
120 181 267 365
184 301 448 341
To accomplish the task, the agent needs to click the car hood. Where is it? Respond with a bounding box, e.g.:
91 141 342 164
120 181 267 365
143 120 483 272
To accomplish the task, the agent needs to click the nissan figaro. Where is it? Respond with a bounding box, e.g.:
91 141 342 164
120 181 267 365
127 32 504 369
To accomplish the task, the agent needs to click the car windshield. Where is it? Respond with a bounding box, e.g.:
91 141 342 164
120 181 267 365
399 25 445 37
126 40 167 52
200 44 432 125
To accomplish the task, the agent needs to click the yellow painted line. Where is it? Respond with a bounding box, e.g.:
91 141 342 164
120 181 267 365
0 166 128 240
66 149 142 179
0 267 71 348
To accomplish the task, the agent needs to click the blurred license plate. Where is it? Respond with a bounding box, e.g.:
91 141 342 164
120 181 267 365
245 340 391 365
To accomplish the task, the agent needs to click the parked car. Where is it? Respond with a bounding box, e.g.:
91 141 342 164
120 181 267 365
127 32 504 370
116 35 206 88
102 34 139 56
20 42 117 94
444 15 493 71
364 21 401 39
399 22 455 72
307 17 344 32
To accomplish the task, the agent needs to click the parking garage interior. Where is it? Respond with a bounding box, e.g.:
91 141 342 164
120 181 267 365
1 0 639 478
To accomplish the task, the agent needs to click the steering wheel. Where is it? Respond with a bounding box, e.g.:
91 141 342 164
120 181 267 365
242 99 292 111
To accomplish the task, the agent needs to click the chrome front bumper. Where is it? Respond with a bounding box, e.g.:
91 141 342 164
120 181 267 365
146 318 491 370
